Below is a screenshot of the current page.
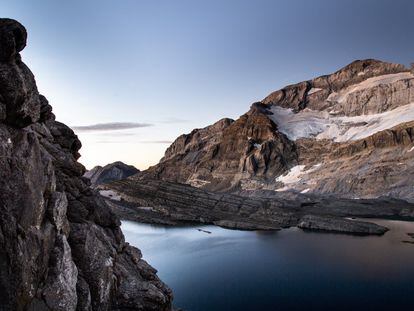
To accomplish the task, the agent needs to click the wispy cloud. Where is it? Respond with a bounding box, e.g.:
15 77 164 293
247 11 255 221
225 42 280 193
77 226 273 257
72 122 152 132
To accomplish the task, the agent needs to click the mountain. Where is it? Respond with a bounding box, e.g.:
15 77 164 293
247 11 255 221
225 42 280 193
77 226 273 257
0 19 172 310
84 161 139 187
138 59 414 202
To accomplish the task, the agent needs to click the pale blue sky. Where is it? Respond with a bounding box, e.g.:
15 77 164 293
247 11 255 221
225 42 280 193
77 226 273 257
2 0 414 169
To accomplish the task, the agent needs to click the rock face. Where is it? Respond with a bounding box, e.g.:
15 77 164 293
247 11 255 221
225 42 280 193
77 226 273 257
138 59 414 201
84 161 139 187
297 215 388 235
101 178 414 234
0 19 172 310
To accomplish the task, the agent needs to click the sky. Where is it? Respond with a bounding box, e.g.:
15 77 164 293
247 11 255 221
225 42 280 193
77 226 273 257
2 0 414 169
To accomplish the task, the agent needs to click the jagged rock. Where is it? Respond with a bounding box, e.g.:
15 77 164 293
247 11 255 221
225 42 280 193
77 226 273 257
0 19 172 310
84 161 139 187
139 110 297 192
137 58 414 202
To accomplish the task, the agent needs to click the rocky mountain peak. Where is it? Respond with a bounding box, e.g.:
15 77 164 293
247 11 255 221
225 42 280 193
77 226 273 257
139 58 414 201
262 58 408 111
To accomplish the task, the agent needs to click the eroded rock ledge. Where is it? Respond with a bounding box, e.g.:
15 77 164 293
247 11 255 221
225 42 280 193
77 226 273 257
102 179 414 235
0 19 172 310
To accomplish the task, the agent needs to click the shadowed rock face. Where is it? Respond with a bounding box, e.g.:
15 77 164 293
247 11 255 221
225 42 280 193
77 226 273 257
84 161 139 187
0 19 172 310
137 59 414 201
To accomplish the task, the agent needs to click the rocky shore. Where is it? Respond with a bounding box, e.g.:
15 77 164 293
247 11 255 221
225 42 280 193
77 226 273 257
100 179 414 235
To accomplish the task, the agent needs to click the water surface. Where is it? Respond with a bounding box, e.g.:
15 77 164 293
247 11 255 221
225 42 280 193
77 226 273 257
122 219 414 311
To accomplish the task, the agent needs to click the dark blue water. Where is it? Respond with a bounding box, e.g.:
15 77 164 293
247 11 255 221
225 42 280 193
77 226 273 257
122 219 414 311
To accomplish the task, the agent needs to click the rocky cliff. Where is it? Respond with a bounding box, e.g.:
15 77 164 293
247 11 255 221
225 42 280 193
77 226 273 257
138 59 414 202
0 19 172 310
84 161 139 187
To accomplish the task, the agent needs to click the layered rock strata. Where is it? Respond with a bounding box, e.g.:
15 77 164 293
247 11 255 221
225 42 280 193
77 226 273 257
100 179 414 235
138 59 414 202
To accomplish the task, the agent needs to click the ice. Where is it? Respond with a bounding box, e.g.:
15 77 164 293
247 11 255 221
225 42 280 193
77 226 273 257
269 102 414 142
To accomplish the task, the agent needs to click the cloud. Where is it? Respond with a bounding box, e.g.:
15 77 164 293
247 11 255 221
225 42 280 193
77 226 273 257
72 122 152 132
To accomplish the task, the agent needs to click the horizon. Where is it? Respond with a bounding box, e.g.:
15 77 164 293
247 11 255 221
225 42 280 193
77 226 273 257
3 0 414 169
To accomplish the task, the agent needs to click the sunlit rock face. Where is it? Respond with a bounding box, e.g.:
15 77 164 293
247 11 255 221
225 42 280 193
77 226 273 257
0 19 172 310
139 59 414 201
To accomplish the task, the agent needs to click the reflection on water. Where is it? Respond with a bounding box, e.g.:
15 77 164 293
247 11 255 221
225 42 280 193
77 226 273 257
121 219 414 311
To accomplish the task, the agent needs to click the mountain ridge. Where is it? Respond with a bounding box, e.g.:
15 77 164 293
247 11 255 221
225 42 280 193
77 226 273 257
136 58 414 201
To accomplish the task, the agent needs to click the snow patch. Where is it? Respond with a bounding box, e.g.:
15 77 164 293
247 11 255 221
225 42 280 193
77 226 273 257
269 102 414 142
138 206 153 211
7 138 11 144
275 163 322 191
409 146 414 152
308 88 323 95
105 257 113 267
253 143 262 149
99 189 121 201
301 188 310 194
276 165 306 184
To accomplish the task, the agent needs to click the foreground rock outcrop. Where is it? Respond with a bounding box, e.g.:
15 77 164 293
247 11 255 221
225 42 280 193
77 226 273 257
0 19 172 310
84 161 139 187
138 59 414 201
100 178 414 235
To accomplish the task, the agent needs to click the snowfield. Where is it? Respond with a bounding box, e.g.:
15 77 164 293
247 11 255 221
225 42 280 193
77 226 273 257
269 102 414 142
269 72 414 142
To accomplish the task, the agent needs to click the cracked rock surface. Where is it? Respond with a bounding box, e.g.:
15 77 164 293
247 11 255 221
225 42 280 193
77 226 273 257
0 18 172 311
